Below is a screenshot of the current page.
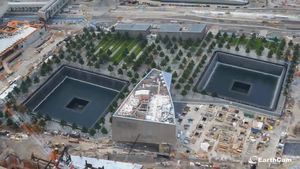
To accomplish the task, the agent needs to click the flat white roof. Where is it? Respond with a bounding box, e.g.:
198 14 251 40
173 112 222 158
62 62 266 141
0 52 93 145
71 156 143 169
0 83 17 100
0 26 36 55
135 89 150 96
8 1 47 6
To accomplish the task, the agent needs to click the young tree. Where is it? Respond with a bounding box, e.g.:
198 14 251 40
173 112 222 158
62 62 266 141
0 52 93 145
226 43 231 50
130 78 136 84
166 66 172 72
89 128 96 136
13 87 20 95
155 38 160 44
178 49 183 56
181 90 187 96
101 127 108 134
235 45 240 51
127 71 133 78
79 58 84 65
94 122 101 130
267 50 273 58
175 83 181 89
288 40 294 47
159 51 165 57
184 84 191 91
108 65 114 72
170 48 175 54
134 72 139 79
33 76 40 84
151 61 157 68
99 117 105 124
187 52 192 58
118 68 123 75
81 127 88 133
173 71 178 78
215 31 221 39
174 44 178 50
218 42 223 48
157 45 162 51
166 42 172 49
45 114 51 121
20 81 28 93
245 47 250 53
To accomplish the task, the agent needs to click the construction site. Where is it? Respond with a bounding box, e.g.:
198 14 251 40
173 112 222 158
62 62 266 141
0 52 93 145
0 20 45 74
177 103 282 161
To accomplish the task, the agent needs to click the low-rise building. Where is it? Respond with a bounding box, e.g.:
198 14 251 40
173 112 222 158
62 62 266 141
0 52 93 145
156 23 207 40
37 0 70 21
112 69 176 145
114 23 151 38
0 20 45 71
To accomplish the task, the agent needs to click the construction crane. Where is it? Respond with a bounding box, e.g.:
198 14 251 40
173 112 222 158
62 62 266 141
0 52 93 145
55 146 73 169
128 134 140 156
31 146 74 169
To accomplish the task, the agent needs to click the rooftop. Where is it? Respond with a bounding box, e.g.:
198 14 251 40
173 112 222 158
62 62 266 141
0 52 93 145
71 155 143 169
158 23 206 33
39 0 62 12
114 69 175 124
115 23 151 31
0 21 37 55
283 141 300 156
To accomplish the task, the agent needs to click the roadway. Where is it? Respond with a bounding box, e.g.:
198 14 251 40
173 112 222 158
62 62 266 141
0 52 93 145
105 6 300 35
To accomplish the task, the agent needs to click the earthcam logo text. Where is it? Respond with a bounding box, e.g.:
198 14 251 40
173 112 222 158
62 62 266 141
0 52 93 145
250 156 292 163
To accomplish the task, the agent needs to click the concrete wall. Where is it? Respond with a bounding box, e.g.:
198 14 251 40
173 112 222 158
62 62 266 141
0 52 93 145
112 116 177 145
22 28 46 49
216 52 286 76
115 29 150 38
158 28 207 40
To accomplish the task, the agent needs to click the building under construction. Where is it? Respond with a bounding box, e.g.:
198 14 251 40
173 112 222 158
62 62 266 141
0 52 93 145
0 20 45 72
112 69 176 145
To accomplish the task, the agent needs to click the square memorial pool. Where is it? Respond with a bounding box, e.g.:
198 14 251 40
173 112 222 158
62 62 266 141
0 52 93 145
196 51 288 111
24 65 128 128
